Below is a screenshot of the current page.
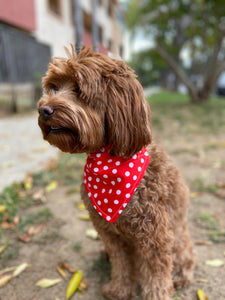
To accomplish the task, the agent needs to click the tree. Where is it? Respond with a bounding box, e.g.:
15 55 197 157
127 0 225 103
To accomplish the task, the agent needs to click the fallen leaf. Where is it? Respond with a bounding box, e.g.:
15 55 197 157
13 262 30 277
66 188 80 195
190 192 201 198
205 259 224 267
57 265 67 280
0 266 17 275
18 232 32 243
32 189 45 200
28 224 44 236
0 274 13 287
66 270 83 300
195 278 208 283
24 174 33 190
0 205 6 214
36 278 62 288
45 180 58 192
79 280 88 290
13 216 20 225
77 203 86 210
85 229 98 240
58 262 76 273
197 288 209 300
0 242 8 255
1 222 16 229
78 214 90 221
195 241 212 246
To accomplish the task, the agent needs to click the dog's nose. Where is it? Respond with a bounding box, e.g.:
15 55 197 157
38 105 55 120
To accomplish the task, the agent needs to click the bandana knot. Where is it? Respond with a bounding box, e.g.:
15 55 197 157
84 146 150 223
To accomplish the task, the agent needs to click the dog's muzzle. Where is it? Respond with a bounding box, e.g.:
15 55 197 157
38 105 55 121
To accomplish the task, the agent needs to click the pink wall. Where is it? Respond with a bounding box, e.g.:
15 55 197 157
0 0 35 31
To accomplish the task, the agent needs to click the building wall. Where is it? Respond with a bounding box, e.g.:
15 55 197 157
0 0 35 31
34 0 75 57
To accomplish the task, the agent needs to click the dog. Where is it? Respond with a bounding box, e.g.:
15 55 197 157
38 45 195 300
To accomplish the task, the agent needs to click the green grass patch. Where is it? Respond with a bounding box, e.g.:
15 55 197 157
190 177 218 194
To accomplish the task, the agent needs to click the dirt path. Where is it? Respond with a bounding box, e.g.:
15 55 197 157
1 111 225 300
0 112 59 192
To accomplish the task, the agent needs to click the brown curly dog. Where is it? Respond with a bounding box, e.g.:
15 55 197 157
38 45 195 300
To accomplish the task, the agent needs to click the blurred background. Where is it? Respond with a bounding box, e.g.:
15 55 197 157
0 1 225 300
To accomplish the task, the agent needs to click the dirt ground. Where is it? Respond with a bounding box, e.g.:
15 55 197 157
1 109 225 300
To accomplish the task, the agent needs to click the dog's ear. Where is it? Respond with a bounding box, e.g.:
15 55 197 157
104 63 152 157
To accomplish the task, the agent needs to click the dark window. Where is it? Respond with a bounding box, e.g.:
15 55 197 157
48 0 62 17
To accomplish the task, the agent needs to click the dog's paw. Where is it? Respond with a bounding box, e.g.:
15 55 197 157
102 281 133 300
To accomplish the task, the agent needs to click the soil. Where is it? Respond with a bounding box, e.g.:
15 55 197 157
1 117 225 300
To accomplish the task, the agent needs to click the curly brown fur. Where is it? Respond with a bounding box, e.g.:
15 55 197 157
38 45 196 300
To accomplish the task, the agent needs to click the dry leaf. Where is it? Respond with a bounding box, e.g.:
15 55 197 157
197 288 209 300
32 189 45 200
0 205 6 214
77 203 86 210
195 278 208 283
66 270 83 300
78 214 90 220
13 262 30 277
0 242 8 255
79 280 88 290
59 262 76 273
13 216 20 225
45 180 58 192
0 274 13 287
36 278 62 288
85 229 98 240
190 192 201 198
18 232 32 243
57 265 67 279
205 259 224 267
1 222 16 229
24 174 33 190
195 240 212 246
28 224 44 236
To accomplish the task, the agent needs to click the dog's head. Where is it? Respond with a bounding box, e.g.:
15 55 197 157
38 45 152 157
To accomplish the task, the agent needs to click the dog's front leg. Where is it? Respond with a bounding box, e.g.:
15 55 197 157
134 207 174 300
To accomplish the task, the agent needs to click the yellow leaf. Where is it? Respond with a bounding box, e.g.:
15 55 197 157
0 205 6 214
36 278 62 288
0 274 13 288
85 229 98 240
197 289 209 300
13 262 31 277
190 192 201 198
66 270 83 300
57 265 67 279
205 259 224 267
24 174 33 190
45 181 58 192
77 203 86 210
78 214 90 220
0 242 8 255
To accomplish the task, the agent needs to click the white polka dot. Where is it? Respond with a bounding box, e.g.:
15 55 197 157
125 171 130 177
111 181 115 185
94 167 99 172
126 183 131 188
116 190 121 195
117 177 121 182
88 183 91 187
123 203 127 208
103 166 108 170
103 181 107 185
89 163 92 168
109 189 112 194
93 185 98 189
141 158 144 163
108 208 112 213
138 167 142 172
104 198 108 203
106 216 111 221
133 175 137 180
94 193 98 198
102 188 106 193
114 200 119 204
119 210 123 214
103 174 108 178
144 151 148 156
99 212 102 216
93 206 96 209
112 169 117 174
96 153 101 158
108 159 112 163
84 179 87 184
88 192 91 197
96 178 100 182
84 172 86 176
97 161 102 165
115 161 121 166
133 154 137 159
129 162 134 168
126 193 130 198
97 200 101 205
88 176 92 181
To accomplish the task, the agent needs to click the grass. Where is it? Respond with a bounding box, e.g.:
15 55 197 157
148 90 225 134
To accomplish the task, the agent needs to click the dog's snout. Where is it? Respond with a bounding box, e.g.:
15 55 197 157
38 105 55 120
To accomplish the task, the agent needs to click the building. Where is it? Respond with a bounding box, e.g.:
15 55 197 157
0 0 125 84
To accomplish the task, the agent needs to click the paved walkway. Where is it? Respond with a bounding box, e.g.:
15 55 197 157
0 112 59 192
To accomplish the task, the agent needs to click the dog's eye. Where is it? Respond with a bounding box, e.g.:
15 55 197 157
73 86 81 95
50 84 59 92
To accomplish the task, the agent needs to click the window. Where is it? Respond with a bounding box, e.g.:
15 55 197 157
48 0 62 17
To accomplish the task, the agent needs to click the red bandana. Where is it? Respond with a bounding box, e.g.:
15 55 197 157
84 147 150 223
